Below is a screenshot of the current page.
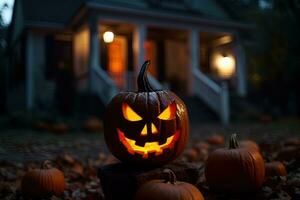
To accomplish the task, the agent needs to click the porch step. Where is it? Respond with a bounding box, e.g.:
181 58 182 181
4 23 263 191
181 96 219 123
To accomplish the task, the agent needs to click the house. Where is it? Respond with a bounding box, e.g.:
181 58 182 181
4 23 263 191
7 0 251 124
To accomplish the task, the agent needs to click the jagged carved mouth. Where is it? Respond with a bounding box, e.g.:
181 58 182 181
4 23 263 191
117 129 180 159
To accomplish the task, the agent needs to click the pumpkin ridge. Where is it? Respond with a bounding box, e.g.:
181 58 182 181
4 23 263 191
146 92 151 135
40 170 46 193
247 150 256 186
155 92 162 139
239 147 253 189
46 170 52 194
48 170 55 194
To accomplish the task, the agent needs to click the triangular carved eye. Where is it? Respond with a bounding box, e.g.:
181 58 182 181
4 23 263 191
158 102 176 120
122 103 142 121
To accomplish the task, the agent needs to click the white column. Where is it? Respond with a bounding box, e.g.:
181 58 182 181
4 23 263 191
234 40 247 97
133 24 146 74
220 82 229 125
188 29 200 95
26 31 34 110
88 16 100 92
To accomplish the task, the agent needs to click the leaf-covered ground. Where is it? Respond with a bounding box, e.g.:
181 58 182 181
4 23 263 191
0 119 300 200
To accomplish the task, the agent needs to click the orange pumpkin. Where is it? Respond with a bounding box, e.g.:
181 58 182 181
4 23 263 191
283 138 300 147
52 122 69 134
84 117 103 133
260 114 272 124
276 146 300 161
193 141 210 151
265 161 287 177
104 61 189 166
134 169 204 200
206 134 225 145
240 140 260 152
205 134 265 193
35 121 51 131
183 148 198 162
21 161 66 198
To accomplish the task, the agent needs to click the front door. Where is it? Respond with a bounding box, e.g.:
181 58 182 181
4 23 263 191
107 36 127 89
51 36 74 114
165 39 188 94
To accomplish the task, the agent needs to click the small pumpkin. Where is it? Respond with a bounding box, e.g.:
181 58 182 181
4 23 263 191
84 117 103 133
265 161 287 177
276 146 300 161
52 122 69 134
239 139 260 152
260 114 272 124
192 142 210 162
21 160 66 198
183 148 198 162
134 169 204 200
205 134 265 193
206 134 225 145
193 141 210 152
283 138 300 147
104 61 189 166
35 121 51 131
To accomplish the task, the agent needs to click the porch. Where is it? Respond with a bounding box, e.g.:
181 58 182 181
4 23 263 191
23 9 248 124
74 19 246 124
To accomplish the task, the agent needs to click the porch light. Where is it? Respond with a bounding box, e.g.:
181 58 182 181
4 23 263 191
103 31 114 43
216 54 235 79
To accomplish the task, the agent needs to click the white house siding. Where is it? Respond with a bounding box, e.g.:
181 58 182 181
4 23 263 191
32 33 55 109
73 26 90 91
25 31 48 110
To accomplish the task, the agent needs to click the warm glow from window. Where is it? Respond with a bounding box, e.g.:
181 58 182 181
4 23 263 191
122 103 142 121
158 103 176 120
145 40 157 77
107 36 127 88
103 31 114 43
215 55 235 79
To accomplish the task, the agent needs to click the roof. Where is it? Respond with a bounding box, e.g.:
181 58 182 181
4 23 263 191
20 0 233 27
23 0 83 26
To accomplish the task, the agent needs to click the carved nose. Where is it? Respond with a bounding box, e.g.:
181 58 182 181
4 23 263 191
140 123 158 136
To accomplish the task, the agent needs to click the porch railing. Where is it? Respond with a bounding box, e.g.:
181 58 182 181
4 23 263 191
192 68 229 125
92 67 118 105
91 66 229 124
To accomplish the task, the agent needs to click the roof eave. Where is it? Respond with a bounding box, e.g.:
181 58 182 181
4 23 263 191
68 2 255 31
25 21 65 29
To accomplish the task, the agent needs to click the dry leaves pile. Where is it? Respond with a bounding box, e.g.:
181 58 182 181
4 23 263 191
182 135 300 199
0 134 299 200
0 152 119 200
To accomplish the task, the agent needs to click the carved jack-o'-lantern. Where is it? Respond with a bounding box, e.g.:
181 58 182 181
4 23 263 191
104 61 189 166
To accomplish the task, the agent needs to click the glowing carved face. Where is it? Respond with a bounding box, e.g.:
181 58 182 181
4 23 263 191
118 102 179 159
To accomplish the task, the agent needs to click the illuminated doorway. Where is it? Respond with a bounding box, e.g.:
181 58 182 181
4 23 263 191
107 36 128 88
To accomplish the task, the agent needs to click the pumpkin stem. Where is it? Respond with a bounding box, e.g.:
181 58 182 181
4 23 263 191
229 134 239 149
137 60 154 92
42 160 53 169
163 169 177 184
